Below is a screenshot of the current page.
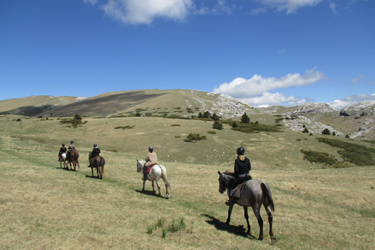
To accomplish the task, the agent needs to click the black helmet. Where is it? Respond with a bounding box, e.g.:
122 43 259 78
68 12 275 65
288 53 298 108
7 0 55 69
148 146 153 153
237 147 245 155
62 144 65 146
93 144 97 147
70 140 74 144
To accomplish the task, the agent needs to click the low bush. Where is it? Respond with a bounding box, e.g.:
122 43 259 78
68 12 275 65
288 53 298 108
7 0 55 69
300 149 338 166
184 133 206 142
115 125 135 130
318 138 375 166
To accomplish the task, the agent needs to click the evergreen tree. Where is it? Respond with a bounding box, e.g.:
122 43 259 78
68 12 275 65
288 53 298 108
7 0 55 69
241 112 250 123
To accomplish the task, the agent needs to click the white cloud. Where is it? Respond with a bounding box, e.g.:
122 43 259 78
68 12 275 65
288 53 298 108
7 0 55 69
213 68 325 100
98 0 194 25
329 2 338 15
213 69 324 107
329 93 375 110
352 74 365 83
257 0 323 14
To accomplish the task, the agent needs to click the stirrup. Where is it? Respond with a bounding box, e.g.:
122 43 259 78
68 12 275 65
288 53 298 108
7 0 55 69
225 200 233 206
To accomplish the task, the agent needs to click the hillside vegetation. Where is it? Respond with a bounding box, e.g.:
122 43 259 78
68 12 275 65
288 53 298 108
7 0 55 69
0 114 374 249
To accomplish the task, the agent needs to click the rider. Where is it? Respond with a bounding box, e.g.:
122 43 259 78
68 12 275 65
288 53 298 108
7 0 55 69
225 147 252 206
67 140 76 160
143 146 158 180
88 144 101 168
68 140 76 151
58 143 67 161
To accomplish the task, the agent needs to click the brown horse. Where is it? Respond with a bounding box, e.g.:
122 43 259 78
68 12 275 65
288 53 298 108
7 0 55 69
89 152 105 179
67 149 80 171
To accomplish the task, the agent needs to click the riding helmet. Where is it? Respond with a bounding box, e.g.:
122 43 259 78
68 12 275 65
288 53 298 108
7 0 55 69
70 140 74 144
237 147 245 155
62 144 65 146
148 146 153 153
93 144 97 148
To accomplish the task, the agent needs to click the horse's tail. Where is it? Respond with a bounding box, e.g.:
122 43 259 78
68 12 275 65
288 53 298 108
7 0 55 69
160 166 171 189
261 182 274 212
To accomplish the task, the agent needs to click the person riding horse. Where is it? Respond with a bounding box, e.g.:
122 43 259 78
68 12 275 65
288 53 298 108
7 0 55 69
67 140 76 161
58 144 67 161
88 144 101 168
143 146 158 180
225 147 252 206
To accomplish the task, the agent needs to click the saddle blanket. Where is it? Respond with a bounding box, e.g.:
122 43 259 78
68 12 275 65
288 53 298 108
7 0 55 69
231 182 247 199
145 164 156 174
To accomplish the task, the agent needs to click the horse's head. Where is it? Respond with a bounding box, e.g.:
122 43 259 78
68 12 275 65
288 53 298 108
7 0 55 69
137 159 145 173
88 151 92 159
218 171 234 194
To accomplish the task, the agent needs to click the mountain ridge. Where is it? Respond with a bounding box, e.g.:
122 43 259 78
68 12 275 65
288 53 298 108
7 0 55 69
1 89 374 139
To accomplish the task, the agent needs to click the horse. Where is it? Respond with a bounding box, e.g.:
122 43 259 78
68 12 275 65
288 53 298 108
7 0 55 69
89 152 105 179
67 149 80 171
218 171 276 243
59 153 68 169
136 160 171 198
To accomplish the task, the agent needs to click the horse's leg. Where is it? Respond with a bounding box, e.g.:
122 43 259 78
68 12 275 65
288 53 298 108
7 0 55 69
252 206 264 240
225 204 234 225
77 159 80 168
91 167 94 177
98 167 102 179
155 180 161 196
265 205 276 243
243 206 251 235
142 180 146 192
152 181 155 194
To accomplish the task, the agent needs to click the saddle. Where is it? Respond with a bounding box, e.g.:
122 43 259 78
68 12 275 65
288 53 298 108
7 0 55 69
145 163 157 174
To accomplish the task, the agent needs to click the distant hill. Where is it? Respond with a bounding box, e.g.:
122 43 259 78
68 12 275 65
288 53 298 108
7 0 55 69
0 89 255 119
1 89 374 139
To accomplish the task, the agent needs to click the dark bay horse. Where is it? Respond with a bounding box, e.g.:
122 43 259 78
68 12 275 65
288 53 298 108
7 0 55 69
89 152 105 179
218 171 276 243
67 149 80 171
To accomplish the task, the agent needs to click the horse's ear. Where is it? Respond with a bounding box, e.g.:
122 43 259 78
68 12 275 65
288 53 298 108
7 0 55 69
218 171 221 175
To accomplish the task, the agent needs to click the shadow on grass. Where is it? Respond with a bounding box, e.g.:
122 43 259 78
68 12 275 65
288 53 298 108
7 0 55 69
202 214 256 239
85 175 102 179
135 189 169 199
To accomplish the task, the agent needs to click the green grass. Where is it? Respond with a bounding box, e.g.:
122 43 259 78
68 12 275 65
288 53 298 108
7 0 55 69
1 115 375 249
114 125 135 130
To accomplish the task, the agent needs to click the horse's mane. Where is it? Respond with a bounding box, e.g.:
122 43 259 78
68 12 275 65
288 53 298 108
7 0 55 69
223 171 235 177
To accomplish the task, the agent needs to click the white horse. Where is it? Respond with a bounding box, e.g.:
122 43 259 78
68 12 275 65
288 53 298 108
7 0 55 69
59 153 68 169
137 160 171 198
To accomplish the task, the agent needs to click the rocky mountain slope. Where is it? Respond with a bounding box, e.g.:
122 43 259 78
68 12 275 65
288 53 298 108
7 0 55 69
1 89 374 139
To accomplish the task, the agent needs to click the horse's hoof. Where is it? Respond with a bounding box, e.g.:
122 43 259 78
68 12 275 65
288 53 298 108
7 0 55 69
166 194 170 199
271 236 277 244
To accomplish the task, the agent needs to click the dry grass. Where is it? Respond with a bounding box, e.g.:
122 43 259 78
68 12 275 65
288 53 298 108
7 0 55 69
0 115 374 249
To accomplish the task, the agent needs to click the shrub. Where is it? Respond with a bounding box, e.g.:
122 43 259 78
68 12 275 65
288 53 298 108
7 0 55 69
203 111 211 119
232 122 238 128
241 112 250 123
212 121 223 130
318 138 375 166
300 149 338 166
184 133 206 142
322 128 331 135
303 128 309 133
115 125 135 130
211 113 220 121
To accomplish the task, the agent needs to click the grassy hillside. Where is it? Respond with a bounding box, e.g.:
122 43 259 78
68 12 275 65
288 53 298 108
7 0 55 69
0 114 375 249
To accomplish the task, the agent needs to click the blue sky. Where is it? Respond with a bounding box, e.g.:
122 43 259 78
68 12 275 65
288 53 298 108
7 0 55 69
1 0 374 109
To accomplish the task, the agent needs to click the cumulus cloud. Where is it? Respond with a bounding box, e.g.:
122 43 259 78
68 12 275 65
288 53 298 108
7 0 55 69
328 93 375 110
213 68 324 107
85 0 193 24
256 0 323 14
